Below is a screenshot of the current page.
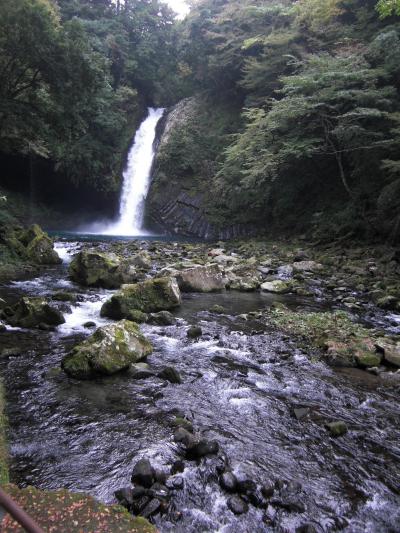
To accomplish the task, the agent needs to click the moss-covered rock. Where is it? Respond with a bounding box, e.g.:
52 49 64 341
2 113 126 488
101 277 181 318
69 250 124 289
0 484 156 532
62 320 153 379
261 280 293 294
267 308 383 368
2 297 65 328
21 224 61 265
0 223 61 275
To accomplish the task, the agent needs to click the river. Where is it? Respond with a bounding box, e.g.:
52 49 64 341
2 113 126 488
0 239 399 532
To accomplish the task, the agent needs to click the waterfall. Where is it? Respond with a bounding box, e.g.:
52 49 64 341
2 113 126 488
104 107 164 236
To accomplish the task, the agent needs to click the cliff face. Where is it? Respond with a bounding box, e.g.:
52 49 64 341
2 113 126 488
146 96 254 239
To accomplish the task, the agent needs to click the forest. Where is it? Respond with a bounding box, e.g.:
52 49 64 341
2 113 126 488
1 0 400 240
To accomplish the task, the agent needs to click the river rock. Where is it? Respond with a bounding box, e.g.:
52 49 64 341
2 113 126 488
176 264 225 292
132 252 152 270
210 304 225 314
186 439 219 459
2 297 65 328
220 472 238 492
100 277 181 318
158 366 182 384
69 250 125 289
148 310 176 325
61 320 152 379
227 495 249 515
293 261 323 273
114 487 134 509
353 339 382 368
325 421 348 437
261 280 293 294
131 458 155 488
187 325 202 338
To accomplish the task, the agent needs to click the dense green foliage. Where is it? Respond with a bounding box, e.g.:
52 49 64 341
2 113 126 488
0 0 181 191
174 0 400 241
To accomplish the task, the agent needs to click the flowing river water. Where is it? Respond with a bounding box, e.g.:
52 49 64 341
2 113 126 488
0 240 400 532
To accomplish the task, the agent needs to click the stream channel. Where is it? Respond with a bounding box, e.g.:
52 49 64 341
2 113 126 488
0 238 399 532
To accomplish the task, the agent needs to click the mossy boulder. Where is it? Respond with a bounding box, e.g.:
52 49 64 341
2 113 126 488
176 264 225 292
62 320 153 379
261 280 293 294
1 223 61 265
69 250 125 289
21 224 61 265
101 277 181 319
378 340 400 367
2 297 65 328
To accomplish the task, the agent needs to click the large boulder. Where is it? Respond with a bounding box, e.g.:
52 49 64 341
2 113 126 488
2 224 61 265
2 297 65 328
62 320 152 379
101 277 181 319
69 250 129 289
176 264 225 292
21 225 61 265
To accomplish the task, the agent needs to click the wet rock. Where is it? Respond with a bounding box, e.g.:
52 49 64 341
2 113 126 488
0 323 6 333
294 407 310 420
325 421 348 437
114 487 134 509
166 476 184 490
127 309 148 323
176 264 225 292
148 311 176 326
148 482 169 500
131 486 147 499
100 277 181 318
186 439 219 459
130 368 155 380
62 320 152 379
171 417 193 432
173 428 197 447
237 478 257 495
261 280 293 294
187 326 202 338
131 458 155 488
69 250 125 289
261 481 275 499
158 366 182 384
272 495 305 513
220 471 238 492
170 460 185 475
140 498 161 518
227 495 249 515
3 297 65 328
83 321 96 328
210 304 226 314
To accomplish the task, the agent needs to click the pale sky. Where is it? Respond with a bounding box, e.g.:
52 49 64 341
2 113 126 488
162 0 190 19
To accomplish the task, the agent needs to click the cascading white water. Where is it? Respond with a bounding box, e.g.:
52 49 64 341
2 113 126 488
104 107 164 236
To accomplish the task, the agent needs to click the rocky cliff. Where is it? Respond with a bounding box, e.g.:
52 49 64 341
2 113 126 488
146 96 254 239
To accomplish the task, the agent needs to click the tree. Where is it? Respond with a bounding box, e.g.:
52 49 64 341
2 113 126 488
376 0 400 18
